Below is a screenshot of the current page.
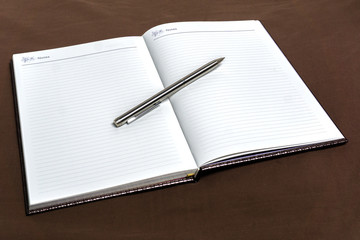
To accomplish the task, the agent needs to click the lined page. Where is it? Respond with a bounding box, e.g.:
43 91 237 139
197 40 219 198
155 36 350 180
13 37 197 207
143 21 344 167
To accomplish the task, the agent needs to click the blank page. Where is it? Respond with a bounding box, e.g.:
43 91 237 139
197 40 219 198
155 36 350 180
13 37 197 207
143 21 344 167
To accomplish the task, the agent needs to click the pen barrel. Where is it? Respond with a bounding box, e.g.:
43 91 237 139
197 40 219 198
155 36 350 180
159 58 222 100
114 58 223 127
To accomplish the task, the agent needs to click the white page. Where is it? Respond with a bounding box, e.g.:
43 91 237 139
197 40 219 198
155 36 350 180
13 37 197 207
143 21 344 167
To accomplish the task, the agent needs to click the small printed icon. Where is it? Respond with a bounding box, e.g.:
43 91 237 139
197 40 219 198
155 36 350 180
151 29 164 38
21 56 35 63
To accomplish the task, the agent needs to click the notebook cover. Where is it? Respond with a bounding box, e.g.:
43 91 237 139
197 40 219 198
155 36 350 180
10 60 347 214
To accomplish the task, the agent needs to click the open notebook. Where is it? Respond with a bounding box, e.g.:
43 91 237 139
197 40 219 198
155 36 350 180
11 20 346 214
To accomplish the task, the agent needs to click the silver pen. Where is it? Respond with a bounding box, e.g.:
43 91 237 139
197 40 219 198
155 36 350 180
113 57 224 128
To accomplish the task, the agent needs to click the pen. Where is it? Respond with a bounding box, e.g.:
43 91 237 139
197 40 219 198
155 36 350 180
113 57 224 128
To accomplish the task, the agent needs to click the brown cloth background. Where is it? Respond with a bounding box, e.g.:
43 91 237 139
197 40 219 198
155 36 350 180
0 0 359 239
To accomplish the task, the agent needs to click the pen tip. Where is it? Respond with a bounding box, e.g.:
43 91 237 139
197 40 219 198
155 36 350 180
217 57 225 63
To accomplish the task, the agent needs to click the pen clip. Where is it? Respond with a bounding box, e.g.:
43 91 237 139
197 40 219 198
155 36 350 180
126 101 161 124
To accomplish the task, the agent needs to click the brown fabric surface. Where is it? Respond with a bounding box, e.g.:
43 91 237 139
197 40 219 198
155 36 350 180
1 0 359 239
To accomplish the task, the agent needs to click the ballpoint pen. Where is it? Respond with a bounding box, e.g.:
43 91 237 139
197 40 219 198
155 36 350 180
113 57 224 128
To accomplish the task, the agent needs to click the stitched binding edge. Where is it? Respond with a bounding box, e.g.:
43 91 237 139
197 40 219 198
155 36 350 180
28 176 194 215
201 139 347 171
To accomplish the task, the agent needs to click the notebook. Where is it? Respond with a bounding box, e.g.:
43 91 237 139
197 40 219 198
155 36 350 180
11 20 346 214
